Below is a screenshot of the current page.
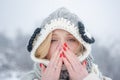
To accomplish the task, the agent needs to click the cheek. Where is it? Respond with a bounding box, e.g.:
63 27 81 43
67 42 79 53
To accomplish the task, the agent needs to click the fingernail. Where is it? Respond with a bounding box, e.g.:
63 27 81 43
64 43 67 47
84 60 87 65
82 60 87 65
40 63 42 67
60 53 63 58
63 46 66 51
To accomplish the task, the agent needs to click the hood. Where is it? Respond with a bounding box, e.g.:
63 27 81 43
27 7 95 66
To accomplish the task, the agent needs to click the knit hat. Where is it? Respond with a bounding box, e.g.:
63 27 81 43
27 7 95 66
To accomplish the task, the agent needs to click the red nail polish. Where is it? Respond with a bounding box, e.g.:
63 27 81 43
40 63 42 67
82 60 87 65
64 43 67 47
63 46 66 51
84 60 87 65
60 53 63 58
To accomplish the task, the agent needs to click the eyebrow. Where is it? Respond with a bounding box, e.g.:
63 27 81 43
52 33 57 35
52 34 57 36
52 33 73 36
66 33 74 37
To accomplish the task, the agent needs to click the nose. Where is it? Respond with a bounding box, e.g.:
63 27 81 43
57 39 66 50
60 39 66 46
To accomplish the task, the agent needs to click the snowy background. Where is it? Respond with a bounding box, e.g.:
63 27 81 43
0 0 120 80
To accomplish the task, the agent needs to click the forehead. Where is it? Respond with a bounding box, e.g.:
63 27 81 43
52 29 71 35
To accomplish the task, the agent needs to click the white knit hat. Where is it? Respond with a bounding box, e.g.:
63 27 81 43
27 7 95 66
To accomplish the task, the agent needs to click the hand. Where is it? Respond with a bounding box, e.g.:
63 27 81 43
62 43 88 80
40 44 62 80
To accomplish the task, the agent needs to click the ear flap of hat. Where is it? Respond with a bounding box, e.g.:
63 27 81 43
27 28 41 52
78 21 95 44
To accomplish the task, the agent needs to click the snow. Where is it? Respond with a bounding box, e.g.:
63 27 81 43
0 71 21 80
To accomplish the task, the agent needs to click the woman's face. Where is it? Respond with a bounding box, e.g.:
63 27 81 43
47 29 80 59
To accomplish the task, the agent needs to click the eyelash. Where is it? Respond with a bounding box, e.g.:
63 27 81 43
51 39 58 43
67 39 76 42
51 38 76 43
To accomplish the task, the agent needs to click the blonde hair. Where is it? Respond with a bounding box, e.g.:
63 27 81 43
35 33 52 59
75 43 86 56
35 32 86 59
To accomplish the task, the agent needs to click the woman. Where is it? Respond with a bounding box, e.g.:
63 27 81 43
22 7 112 80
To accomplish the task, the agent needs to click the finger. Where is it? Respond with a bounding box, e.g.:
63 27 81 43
66 47 84 68
82 60 87 68
64 43 80 63
40 63 46 74
55 58 62 77
63 46 83 72
62 56 73 76
52 50 63 70
64 46 80 64
50 43 61 61
63 47 79 67
46 51 62 77
54 50 63 64
47 43 62 70
50 51 59 64
51 42 62 61
81 61 88 75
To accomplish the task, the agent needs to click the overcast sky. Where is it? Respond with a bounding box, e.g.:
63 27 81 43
0 0 120 45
